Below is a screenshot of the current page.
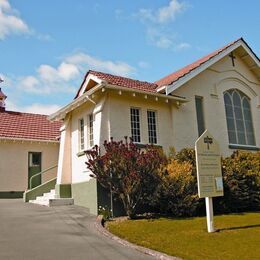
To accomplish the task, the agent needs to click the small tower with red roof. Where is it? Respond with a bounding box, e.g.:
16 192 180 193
0 87 7 112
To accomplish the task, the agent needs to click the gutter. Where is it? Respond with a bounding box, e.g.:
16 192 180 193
0 137 59 143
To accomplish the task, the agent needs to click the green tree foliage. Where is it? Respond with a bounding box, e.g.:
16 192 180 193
85 138 167 219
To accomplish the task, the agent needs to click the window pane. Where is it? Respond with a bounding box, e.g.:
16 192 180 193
228 131 237 144
89 114 94 147
130 108 141 143
195 96 205 137
226 117 235 132
147 110 157 144
242 98 255 146
237 132 246 145
79 119 84 150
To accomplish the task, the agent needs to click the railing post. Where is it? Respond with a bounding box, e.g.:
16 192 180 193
29 165 58 190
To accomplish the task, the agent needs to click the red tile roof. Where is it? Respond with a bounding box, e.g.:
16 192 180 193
75 70 158 98
75 38 250 97
155 38 242 87
0 110 61 141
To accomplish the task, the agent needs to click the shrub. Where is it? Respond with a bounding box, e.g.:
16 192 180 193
152 158 200 217
85 137 167 219
220 151 260 212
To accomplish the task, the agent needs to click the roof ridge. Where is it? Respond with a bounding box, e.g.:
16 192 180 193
2 110 49 117
89 69 156 85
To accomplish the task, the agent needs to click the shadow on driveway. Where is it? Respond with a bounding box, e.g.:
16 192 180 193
0 199 153 260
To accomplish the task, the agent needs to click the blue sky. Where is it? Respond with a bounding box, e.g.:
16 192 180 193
0 0 259 114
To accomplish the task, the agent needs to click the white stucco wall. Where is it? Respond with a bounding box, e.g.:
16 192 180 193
0 140 59 191
69 96 109 184
108 92 174 153
172 55 260 156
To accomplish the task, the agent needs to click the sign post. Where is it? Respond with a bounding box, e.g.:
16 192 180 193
195 130 224 233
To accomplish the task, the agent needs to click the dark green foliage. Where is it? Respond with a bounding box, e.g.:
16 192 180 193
220 151 260 212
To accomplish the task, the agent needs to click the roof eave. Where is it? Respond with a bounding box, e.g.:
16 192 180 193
105 83 188 102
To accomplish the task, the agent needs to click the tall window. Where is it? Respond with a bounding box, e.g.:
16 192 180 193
79 118 84 151
130 108 141 143
88 114 94 147
147 110 157 144
195 96 206 137
224 89 255 146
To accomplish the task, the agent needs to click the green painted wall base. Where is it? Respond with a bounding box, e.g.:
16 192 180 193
23 178 57 202
55 184 71 198
71 179 97 215
0 191 24 198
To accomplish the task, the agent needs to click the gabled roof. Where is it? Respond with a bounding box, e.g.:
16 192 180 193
155 38 242 88
75 70 158 98
0 110 61 142
156 38 260 94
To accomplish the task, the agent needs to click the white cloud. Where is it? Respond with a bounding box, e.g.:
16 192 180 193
0 0 30 39
37 62 79 82
66 53 135 77
16 52 135 95
157 0 185 23
174 42 191 51
137 0 186 24
6 99 61 115
138 61 150 69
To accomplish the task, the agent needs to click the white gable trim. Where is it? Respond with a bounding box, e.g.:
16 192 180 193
78 74 106 97
165 40 260 95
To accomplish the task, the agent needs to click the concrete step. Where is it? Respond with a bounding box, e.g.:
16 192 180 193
49 198 74 206
29 197 74 207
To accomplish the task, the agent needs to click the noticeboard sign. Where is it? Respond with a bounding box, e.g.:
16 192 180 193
195 130 224 198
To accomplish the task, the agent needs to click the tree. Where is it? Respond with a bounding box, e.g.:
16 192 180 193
85 137 166 218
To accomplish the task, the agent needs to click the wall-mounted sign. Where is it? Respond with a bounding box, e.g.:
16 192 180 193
195 130 223 198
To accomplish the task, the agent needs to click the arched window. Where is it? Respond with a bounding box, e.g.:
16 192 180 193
224 89 255 146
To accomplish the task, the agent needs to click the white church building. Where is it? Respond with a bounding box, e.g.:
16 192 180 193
34 37 260 214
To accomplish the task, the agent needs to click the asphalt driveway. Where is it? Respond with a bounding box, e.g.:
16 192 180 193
0 199 153 260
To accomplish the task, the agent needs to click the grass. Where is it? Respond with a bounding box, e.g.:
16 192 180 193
107 212 260 260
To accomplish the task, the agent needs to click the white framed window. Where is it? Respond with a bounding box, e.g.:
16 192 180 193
224 89 255 146
79 118 85 151
147 110 157 144
130 108 141 143
88 114 94 147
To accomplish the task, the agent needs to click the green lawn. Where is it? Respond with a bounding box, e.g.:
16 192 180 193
107 212 260 260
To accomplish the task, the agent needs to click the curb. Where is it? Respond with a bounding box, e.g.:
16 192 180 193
95 215 180 260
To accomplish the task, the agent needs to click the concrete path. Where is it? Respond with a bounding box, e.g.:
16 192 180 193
0 199 153 260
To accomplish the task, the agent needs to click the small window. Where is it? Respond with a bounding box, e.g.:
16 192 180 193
147 110 157 144
130 108 141 143
29 152 41 167
79 118 84 151
88 114 94 147
195 96 206 137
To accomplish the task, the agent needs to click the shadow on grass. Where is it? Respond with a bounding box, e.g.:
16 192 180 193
217 224 260 232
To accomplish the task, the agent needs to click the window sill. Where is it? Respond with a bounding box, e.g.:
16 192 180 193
134 143 163 149
229 144 260 151
76 151 85 157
